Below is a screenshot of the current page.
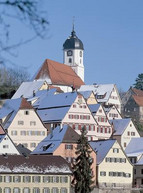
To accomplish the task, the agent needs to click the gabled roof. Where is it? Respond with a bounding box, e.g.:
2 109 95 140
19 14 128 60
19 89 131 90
37 107 70 123
33 59 84 88
89 104 101 114
79 91 93 100
132 95 143 106
89 139 116 164
0 155 72 174
0 98 34 129
110 118 131 135
38 92 78 109
12 81 48 99
31 125 80 155
79 84 118 103
125 138 143 155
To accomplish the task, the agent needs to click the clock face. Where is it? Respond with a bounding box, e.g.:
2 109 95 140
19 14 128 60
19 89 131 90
67 50 72 56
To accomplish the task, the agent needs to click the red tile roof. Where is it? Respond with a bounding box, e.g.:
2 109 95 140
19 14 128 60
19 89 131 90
132 88 143 96
20 98 33 109
34 59 85 88
133 95 143 106
0 125 5 135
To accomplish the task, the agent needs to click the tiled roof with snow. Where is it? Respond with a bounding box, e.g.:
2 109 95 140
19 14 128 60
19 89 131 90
79 84 115 103
79 91 93 99
125 138 143 155
32 125 80 155
110 118 131 135
0 155 72 174
38 92 78 109
12 81 47 99
37 107 70 123
0 98 22 119
89 139 116 164
89 104 101 114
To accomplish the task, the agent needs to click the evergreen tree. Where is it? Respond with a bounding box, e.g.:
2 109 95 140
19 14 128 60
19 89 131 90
134 73 143 90
72 127 94 193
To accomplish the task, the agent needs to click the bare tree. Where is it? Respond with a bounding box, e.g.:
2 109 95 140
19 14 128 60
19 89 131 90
0 0 49 64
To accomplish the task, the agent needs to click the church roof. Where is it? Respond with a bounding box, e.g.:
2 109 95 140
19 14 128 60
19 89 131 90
33 59 84 88
63 29 84 50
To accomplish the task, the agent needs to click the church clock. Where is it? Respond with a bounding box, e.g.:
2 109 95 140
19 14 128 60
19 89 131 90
67 50 73 56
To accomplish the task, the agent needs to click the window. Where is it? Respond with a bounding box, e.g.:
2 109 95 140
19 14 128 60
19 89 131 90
33 188 40 193
4 176 11 182
127 131 130 136
30 121 36 126
60 188 67 193
21 131 26 136
51 188 59 193
131 132 135 136
52 176 59 183
60 176 68 183
124 142 126 148
73 104 76 108
69 58 72 63
11 131 17 135
32 176 40 183
13 188 20 193
18 121 24 125
23 176 31 183
13 176 21 183
24 111 29 115
100 171 106 176
23 188 30 193
43 188 50 193
3 145 9 149
65 144 73 149
43 176 50 183
4 188 11 193
113 148 119 153
141 169 143 174
30 143 36 148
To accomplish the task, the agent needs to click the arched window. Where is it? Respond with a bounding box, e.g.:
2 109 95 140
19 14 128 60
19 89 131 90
69 58 72 63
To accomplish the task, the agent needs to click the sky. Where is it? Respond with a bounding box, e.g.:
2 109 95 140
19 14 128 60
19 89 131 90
2 0 143 91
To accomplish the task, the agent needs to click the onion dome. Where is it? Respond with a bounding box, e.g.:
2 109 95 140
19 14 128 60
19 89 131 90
63 28 84 50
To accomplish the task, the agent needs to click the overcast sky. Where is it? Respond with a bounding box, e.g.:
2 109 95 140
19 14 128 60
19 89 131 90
4 0 143 91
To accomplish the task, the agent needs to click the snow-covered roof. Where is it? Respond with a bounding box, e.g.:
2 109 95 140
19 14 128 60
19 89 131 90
89 104 100 114
28 89 57 108
12 80 47 99
0 98 22 119
0 135 5 143
110 118 131 135
79 84 116 103
136 155 143 165
37 107 70 123
125 138 143 156
38 92 78 109
89 139 116 164
79 91 93 99
32 125 80 155
0 155 72 174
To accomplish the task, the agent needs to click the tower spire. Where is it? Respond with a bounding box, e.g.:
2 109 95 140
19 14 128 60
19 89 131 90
71 16 76 37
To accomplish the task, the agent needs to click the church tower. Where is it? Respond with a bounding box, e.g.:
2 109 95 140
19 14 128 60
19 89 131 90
63 26 84 81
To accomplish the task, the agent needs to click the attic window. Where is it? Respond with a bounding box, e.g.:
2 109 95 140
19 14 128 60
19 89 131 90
24 111 29 115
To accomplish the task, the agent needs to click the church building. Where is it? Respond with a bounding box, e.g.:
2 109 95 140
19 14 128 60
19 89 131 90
33 27 85 92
